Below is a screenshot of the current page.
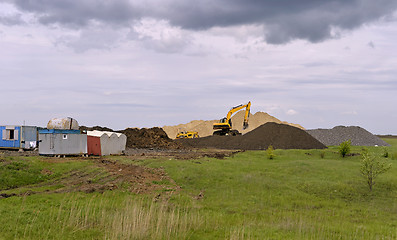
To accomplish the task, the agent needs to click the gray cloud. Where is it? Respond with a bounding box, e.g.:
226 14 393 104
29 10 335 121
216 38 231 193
11 0 139 28
0 13 25 26
368 41 375 48
54 25 124 52
8 0 397 44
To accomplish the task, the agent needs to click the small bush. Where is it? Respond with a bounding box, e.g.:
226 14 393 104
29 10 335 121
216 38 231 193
320 151 325 159
266 145 276 160
339 140 351 158
360 149 392 191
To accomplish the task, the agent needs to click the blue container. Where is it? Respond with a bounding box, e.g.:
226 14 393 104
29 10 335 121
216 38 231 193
0 125 38 149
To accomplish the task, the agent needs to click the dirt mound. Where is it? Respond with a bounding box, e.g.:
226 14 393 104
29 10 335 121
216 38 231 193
120 127 183 149
307 126 390 146
177 122 325 150
163 111 305 139
80 126 183 149
79 126 114 132
92 159 179 194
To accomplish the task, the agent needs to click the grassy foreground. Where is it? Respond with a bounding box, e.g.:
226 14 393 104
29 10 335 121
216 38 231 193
0 139 397 239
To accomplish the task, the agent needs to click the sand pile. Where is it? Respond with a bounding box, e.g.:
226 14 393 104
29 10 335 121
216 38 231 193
120 127 183 149
163 111 304 139
163 119 218 139
177 122 325 150
307 126 390 146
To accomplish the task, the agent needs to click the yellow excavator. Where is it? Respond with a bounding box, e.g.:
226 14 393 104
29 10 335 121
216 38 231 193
213 101 251 136
176 131 200 139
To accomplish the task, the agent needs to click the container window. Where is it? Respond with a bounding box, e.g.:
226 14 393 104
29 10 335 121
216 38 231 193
63 134 68 140
6 129 15 140
9 130 14 139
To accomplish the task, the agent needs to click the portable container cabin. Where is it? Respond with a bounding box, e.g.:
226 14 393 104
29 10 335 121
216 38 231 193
87 130 126 156
38 129 87 156
0 125 38 150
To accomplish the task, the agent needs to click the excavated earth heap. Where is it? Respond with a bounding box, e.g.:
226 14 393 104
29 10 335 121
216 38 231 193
119 127 183 149
80 126 114 132
306 126 390 146
81 126 183 149
177 122 326 150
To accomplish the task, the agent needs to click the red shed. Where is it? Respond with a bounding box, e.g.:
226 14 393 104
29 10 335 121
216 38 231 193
87 135 101 156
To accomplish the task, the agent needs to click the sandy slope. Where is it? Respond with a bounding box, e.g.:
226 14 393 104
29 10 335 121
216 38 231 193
163 111 304 139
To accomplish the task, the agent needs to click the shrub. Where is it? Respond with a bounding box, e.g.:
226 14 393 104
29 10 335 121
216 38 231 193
266 145 276 160
382 147 389 158
339 140 351 158
360 149 392 191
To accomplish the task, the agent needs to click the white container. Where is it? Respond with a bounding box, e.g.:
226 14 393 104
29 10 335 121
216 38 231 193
47 117 79 130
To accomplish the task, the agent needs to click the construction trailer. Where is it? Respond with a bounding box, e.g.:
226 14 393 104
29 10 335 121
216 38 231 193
0 125 38 150
87 130 126 156
38 129 87 156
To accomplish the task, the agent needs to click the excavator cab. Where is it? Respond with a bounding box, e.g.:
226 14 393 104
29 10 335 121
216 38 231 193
218 117 232 125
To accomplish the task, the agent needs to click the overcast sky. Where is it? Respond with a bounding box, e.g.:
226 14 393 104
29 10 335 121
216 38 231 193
1 0 396 134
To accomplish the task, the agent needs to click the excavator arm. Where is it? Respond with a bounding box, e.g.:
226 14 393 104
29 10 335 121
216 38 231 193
242 101 251 130
226 102 250 121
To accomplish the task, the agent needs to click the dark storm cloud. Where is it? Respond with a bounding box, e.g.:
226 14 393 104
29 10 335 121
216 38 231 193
8 0 397 43
163 0 397 43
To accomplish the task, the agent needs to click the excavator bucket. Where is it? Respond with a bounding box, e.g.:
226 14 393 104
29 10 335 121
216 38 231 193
243 121 249 130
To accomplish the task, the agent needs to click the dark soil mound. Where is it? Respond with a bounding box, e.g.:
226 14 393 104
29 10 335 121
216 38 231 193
178 122 326 150
80 126 114 132
307 126 390 146
120 127 183 149
80 126 183 149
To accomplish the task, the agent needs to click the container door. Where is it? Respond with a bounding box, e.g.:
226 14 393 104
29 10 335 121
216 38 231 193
50 134 55 149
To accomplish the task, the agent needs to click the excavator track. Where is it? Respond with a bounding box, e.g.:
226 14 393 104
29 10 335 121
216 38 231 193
213 129 241 136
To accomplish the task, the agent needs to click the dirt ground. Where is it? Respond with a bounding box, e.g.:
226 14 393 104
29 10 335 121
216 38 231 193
0 147 239 159
0 149 39 157
124 148 240 160
0 148 239 200
0 156 179 200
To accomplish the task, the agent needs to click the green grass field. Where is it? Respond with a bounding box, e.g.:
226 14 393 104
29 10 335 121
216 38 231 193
0 139 396 239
